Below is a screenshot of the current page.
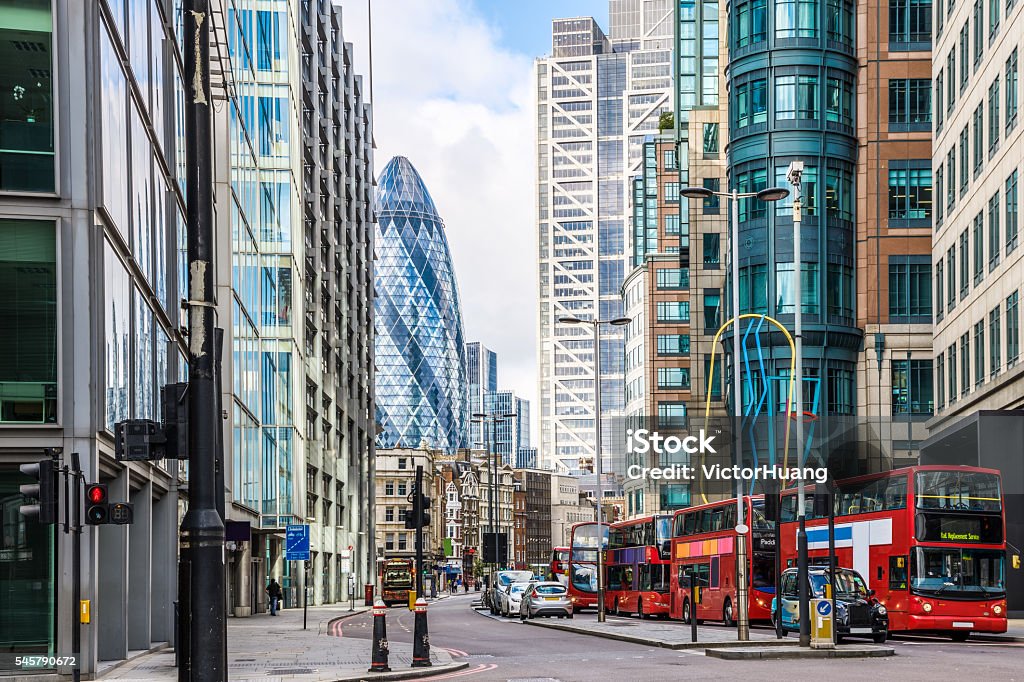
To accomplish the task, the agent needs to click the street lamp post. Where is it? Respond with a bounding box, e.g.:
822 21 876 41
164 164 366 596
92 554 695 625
785 161 811 647
679 183 788 641
558 316 630 624
472 412 516 574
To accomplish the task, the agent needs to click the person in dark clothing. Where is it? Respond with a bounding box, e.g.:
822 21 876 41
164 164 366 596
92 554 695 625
267 578 283 615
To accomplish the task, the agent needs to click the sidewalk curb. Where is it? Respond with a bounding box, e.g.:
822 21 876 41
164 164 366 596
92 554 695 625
705 645 896 660
523 619 799 650
330 661 469 681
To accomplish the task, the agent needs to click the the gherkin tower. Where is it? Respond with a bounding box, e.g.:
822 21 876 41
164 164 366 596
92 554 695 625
374 156 468 453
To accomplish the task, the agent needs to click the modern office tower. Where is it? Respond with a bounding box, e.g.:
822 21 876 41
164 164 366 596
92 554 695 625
0 0 374 671
623 138 696 518
618 0 730 518
517 447 540 469
926 0 1024 443
375 156 469 454
537 2 674 478
486 390 532 466
855 0 935 470
725 0 862 448
297 0 376 607
466 341 498 447
0 0 212 671
222 0 305 614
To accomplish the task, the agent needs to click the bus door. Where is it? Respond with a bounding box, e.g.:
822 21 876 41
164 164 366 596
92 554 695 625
705 556 722 615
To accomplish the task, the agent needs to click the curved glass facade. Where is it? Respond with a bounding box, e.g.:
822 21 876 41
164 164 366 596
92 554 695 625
727 0 862 416
375 156 468 453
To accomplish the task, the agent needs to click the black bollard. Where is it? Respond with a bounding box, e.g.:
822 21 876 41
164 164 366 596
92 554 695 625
412 598 431 667
368 599 391 673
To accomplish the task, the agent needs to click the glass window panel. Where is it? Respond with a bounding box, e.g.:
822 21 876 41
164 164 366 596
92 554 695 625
0 219 57 424
0 0 55 192
105 243 131 431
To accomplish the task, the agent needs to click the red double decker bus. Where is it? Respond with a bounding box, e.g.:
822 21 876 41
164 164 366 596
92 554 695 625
669 496 777 625
604 515 673 618
567 522 607 612
778 465 1007 639
549 547 569 582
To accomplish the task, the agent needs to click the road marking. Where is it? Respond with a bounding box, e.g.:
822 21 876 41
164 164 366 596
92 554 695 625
426 663 499 679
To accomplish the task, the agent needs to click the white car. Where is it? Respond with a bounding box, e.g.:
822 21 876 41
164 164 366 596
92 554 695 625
499 582 531 617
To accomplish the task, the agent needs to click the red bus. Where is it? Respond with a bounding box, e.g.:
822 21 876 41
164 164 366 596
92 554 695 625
670 496 777 625
567 522 608 612
779 465 1007 639
549 547 569 582
605 514 673 618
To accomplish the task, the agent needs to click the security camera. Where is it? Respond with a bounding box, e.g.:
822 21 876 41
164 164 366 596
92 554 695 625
787 161 804 185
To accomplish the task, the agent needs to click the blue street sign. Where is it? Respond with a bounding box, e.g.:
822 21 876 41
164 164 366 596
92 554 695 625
816 600 832 617
285 524 310 561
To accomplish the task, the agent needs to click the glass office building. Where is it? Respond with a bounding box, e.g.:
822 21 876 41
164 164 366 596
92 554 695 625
375 156 468 454
726 0 862 418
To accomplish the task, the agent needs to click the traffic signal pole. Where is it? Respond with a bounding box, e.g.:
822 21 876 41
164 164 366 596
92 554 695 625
70 452 82 682
180 0 226 678
415 466 425 599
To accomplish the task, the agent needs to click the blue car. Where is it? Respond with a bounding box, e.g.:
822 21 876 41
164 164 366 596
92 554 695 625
771 566 889 643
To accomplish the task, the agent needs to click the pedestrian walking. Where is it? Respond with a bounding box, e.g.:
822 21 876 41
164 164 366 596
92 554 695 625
266 577 283 615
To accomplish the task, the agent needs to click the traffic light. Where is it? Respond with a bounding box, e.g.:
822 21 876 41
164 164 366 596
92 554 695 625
19 460 57 525
85 483 109 525
403 494 431 528
419 494 431 527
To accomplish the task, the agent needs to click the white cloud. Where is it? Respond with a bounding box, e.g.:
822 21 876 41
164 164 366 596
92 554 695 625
340 0 539 440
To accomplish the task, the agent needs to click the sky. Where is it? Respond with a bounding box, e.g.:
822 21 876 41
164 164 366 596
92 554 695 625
341 1 610 442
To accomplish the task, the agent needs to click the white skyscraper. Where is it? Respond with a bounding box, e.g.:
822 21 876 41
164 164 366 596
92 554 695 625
536 2 674 476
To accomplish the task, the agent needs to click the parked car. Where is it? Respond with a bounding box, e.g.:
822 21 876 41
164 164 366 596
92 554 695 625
519 581 573 620
772 566 889 643
498 581 531 617
488 570 534 614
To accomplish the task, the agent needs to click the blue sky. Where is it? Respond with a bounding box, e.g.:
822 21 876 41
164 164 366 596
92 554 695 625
473 0 609 58
342 1 611 437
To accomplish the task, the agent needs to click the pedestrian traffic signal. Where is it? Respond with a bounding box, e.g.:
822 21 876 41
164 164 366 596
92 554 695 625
19 460 58 525
85 483 109 525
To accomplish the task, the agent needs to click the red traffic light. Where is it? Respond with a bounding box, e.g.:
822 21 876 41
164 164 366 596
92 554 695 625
87 484 107 504
85 483 110 525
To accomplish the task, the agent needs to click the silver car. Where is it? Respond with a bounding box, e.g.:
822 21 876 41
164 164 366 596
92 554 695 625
499 581 531 617
519 581 573 620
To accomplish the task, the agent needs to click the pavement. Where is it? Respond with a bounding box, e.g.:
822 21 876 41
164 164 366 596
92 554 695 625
99 603 467 681
521 613 799 650
705 645 896 659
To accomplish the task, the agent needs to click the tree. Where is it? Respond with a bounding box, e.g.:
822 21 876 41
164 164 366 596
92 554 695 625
658 111 675 132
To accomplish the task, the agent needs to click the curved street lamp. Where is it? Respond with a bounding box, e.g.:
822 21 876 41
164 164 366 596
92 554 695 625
555 315 631 623
677 183 788 642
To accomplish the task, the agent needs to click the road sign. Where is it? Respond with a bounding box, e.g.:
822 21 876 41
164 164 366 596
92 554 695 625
285 524 310 561
816 599 832 617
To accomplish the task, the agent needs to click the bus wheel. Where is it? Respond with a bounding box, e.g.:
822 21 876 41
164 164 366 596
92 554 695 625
723 599 734 627
682 599 691 625
950 631 970 642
